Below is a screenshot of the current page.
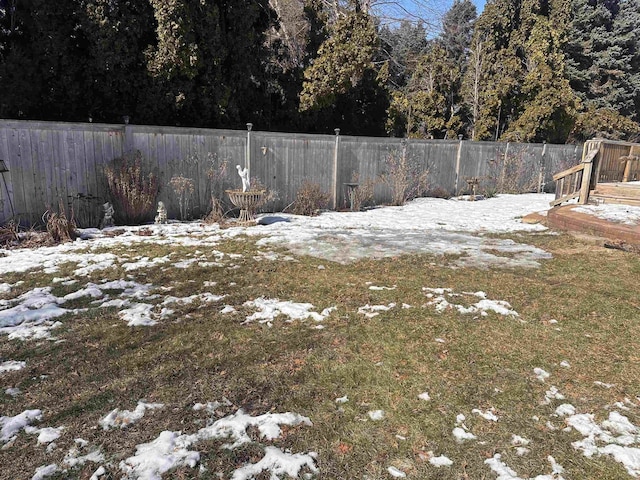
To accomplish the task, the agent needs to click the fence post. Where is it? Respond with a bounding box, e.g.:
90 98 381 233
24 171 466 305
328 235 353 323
454 136 463 194
538 141 547 193
246 123 252 175
499 141 510 192
333 128 340 210
123 116 134 155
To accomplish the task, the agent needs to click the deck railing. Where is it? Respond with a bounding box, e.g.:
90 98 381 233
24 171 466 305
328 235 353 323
551 139 640 207
550 142 600 206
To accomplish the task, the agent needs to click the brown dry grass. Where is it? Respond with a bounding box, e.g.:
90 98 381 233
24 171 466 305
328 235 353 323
0 232 639 479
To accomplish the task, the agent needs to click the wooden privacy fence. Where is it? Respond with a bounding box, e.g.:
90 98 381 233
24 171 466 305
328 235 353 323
0 120 581 227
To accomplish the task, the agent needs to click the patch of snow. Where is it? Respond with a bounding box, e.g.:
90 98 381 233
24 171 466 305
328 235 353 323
63 448 105 468
99 401 164 430
485 453 565 480
1 409 42 443
511 435 530 446
5 387 21 397
120 409 314 479
90 466 106 480
452 427 476 442
0 283 11 293
120 430 200 479
369 285 397 291
2 320 63 341
0 360 26 374
418 392 431 401
387 466 407 478
472 408 498 421
543 386 565 404
560 360 570 368
119 303 157 326
251 194 553 269
368 410 385 421
533 368 550 382
162 293 226 306
423 288 519 317
230 446 318 480
335 396 349 404
555 404 576 417
220 305 236 314
63 285 104 301
567 410 640 475
429 454 453 467
191 409 313 449
594 381 615 389
243 297 333 325
122 256 171 271
598 445 640 477
0 287 70 340
357 303 396 318
25 425 64 444
574 204 640 226
31 464 58 480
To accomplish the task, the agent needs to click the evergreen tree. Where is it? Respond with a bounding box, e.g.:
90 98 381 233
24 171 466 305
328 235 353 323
299 11 378 110
80 0 155 123
462 0 578 142
611 0 640 120
0 0 87 120
565 0 640 119
439 0 477 66
462 0 522 140
378 20 428 89
503 0 578 142
387 43 463 138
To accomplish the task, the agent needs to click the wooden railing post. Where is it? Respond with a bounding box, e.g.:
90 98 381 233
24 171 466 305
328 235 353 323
333 128 340 210
578 162 592 205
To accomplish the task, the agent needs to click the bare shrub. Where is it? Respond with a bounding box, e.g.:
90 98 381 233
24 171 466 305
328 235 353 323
487 147 539 194
349 172 376 211
250 177 279 211
104 151 158 225
426 186 452 199
43 200 77 243
204 152 229 217
291 181 330 216
379 147 429 206
204 197 226 225
0 220 19 247
169 175 195 220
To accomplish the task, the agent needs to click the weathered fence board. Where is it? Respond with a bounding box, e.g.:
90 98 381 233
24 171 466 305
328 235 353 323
251 132 336 211
0 119 580 227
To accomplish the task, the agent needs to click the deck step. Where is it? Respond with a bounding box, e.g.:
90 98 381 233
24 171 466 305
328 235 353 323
593 183 640 198
590 194 640 207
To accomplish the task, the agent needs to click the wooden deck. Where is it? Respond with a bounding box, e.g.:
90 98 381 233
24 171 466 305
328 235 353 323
551 139 640 208
549 140 640 246
591 182 640 207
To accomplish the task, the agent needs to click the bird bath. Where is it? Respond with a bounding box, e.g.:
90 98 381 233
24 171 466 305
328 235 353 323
226 190 266 224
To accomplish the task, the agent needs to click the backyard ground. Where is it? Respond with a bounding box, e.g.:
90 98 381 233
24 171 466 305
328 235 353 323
1 194 640 480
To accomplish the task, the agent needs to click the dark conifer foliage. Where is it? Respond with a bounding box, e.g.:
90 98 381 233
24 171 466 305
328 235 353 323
0 0 637 141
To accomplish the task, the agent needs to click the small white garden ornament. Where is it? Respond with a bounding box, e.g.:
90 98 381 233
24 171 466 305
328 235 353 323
100 202 114 229
236 165 250 192
155 201 167 224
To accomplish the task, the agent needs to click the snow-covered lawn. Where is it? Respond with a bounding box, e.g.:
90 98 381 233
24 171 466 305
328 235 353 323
1 194 639 479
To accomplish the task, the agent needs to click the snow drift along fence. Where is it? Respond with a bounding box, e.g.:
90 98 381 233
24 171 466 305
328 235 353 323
0 120 580 227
